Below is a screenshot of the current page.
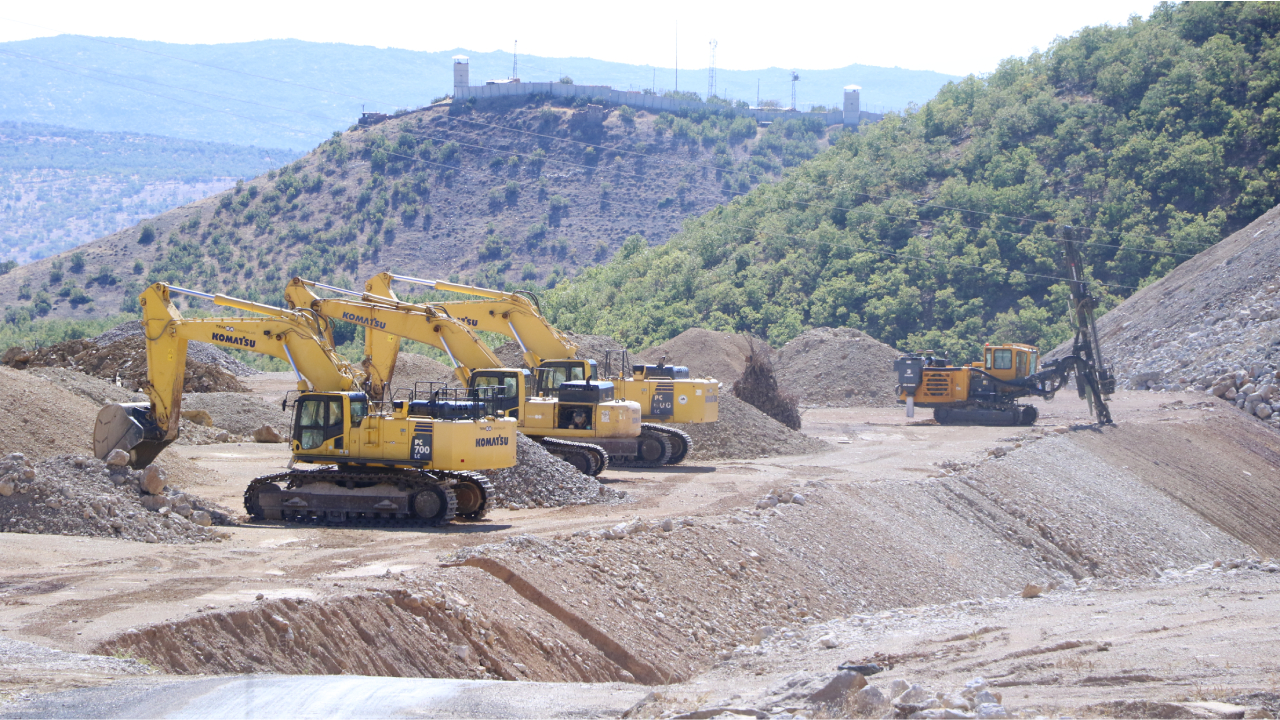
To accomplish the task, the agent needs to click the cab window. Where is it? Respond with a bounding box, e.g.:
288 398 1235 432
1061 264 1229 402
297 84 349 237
298 399 326 450
350 399 368 426
992 349 1013 370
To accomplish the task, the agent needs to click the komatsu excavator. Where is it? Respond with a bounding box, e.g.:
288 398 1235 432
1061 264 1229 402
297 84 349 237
92 283 517 526
363 273 719 465
893 238 1116 426
282 277 643 475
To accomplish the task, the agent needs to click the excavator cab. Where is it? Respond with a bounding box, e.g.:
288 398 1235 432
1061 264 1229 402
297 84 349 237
291 392 365 455
533 360 597 396
468 369 528 418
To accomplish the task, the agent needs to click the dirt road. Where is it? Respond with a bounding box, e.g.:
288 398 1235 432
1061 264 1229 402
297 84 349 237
3 390 1280 717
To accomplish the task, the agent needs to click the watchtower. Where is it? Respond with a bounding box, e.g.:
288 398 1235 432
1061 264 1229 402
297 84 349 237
453 55 470 99
843 84 861 126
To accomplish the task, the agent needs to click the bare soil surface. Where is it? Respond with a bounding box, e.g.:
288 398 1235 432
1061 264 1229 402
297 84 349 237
637 329 761 384
2 387 1280 718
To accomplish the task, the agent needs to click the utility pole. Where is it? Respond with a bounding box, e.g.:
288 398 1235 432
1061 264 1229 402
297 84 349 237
756 79 760 107
790 71 800 110
707 40 717 101
512 40 517 79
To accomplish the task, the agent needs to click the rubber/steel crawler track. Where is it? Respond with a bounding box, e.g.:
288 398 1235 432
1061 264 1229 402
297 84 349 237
244 468 460 527
648 425 693 465
449 471 494 521
538 437 609 476
610 425 674 468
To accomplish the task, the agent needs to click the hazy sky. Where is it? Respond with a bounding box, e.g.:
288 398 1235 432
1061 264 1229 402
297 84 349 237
1 0 1162 77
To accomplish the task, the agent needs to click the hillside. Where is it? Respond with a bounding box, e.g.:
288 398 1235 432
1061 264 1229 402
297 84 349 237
542 2 1280 358
0 96 819 321
0 35 959 150
1 122 297 264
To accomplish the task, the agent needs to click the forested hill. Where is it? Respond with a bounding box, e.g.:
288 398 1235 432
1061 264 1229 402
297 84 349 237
544 2 1280 361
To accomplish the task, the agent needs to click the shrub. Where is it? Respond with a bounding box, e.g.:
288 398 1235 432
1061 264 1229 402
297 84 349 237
617 105 636 125
558 76 573 84
69 252 86 274
521 262 538 280
0 260 15 276
133 260 144 275
733 346 801 430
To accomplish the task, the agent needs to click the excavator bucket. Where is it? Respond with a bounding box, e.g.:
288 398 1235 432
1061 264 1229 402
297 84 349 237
93 403 172 469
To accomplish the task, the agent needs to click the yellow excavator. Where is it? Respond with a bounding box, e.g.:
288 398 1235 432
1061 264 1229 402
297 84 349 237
363 274 720 465
282 277 643 475
92 283 517 526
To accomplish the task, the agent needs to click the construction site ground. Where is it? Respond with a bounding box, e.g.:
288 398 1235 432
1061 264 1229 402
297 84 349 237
3 388 1280 718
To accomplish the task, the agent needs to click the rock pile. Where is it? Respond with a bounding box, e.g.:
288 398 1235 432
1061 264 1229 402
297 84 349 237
0 452 232 543
675 394 832 461
773 327 901 407
482 434 627 510
91 322 259 375
746 672 1013 720
2 335 248 393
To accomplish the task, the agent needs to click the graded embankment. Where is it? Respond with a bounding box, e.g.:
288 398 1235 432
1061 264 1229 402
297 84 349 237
91 402 1275 684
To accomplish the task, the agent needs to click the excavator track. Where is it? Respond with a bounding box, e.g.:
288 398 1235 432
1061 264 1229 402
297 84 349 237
244 467 458 527
648 424 692 465
934 403 1037 427
610 425 674 468
448 471 494 521
538 437 609 477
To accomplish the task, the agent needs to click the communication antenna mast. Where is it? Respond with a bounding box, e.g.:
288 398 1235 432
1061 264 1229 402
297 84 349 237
512 40 518 79
790 70 800 110
707 40 717 100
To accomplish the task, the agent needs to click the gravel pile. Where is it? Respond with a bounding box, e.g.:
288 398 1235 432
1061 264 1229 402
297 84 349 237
91 322 259 376
179 392 292 438
676 394 832 461
0 453 233 543
773 327 901 407
562 332 625 365
492 341 529 368
482 434 627 509
638 328 760 384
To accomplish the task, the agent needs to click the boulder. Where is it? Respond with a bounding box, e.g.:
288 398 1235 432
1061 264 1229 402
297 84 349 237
180 409 215 427
105 449 130 466
851 685 891 718
141 465 166 495
190 510 212 527
807 671 867 705
252 425 285 443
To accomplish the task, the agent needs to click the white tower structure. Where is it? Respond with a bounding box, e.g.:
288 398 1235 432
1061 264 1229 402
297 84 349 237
843 84 861 126
453 55 470 99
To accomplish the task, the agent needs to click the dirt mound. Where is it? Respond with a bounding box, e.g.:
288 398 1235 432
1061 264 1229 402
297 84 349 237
773 327 901 407
0 453 231 543
1049 203 1280 428
93 582 631 682
26 366 145 406
3 336 248 393
638 329 759 384
676 394 831 461
391 352 457 390
179 392 292 438
91 322 260 376
562 332 625 366
483 434 627 510
492 341 529 368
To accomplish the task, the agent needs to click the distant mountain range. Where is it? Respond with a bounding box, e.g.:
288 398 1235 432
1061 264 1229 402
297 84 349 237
0 36 961 151
1 121 297 263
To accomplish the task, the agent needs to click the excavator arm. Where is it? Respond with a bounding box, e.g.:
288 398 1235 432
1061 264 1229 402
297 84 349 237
94 283 365 468
365 273 577 368
284 277 503 390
